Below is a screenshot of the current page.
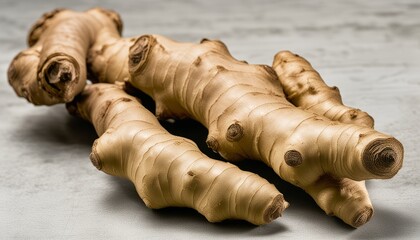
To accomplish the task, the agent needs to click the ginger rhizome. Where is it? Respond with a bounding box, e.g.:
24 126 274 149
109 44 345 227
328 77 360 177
8 8 122 105
9 8 405 228
272 51 374 128
66 83 288 225
123 35 403 227
83 26 403 227
272 51 378 227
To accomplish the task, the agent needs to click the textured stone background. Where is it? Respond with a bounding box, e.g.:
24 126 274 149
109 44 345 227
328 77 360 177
0 0 419 239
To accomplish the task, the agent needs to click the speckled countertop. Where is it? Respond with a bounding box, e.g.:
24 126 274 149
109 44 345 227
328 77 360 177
1 0 419 239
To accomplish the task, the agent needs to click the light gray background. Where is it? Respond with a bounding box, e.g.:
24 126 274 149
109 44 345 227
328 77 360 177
1 0 419 239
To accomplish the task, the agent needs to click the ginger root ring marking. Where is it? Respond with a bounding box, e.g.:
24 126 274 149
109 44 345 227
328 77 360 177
284 150 303 167
362 138 403 178
129 36 150 65
206 137 219 152
352 207 373 228
226 123 244 142
46 60 75 84
89 151 102 170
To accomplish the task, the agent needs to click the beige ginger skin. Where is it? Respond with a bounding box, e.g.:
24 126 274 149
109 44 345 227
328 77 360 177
272 51 380 227
272 51 374 127
7 8 122 105
84 18 403 226
66 83 288 225
126 35 403 228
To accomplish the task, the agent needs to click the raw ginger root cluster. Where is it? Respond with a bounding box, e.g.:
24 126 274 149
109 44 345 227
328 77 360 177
8 8 404 228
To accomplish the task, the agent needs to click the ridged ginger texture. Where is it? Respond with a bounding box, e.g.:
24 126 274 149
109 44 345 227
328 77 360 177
66 83 288 225
272 51 374 128
272 51 379 227
10 8 405 228
86 31 403 227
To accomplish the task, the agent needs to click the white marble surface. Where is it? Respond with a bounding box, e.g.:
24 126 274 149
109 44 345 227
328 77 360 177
1 0 419 239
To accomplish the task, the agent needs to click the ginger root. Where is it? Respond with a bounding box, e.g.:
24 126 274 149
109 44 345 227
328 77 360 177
124 35 403 227
7 8 122 105
9 8 405 228
84 27 403 226
272 51 379 227
66 83 288 225
273 51 374 128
